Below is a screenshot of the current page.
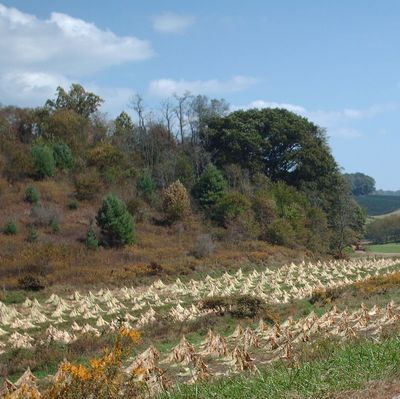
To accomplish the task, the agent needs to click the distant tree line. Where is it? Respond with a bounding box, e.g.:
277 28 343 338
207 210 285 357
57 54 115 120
344 173 376 196
366 215 400 244
0 83 365 254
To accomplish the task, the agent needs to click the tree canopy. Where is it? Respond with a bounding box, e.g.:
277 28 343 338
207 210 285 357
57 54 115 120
202 108 339 189
45 84 104 118
344 172 376 196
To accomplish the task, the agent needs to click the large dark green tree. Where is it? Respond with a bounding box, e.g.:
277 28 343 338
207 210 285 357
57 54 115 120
202 108 339 191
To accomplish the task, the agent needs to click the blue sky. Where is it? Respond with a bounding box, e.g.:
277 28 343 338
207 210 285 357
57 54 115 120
0 1 398 189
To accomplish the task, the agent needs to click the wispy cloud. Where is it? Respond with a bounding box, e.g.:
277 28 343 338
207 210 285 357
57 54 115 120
152 12 195 33
235 100 398 139
149 76 257 97
241 100 307 114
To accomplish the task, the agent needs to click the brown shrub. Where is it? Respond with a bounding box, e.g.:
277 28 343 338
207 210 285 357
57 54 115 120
200 296 230 315
145 261 164 276
200 294 274 320
18 274 46 291
309 287 342 305
35 179 72 204
30 204 61 227
191 233 215 259
230 294 267 319
87 142 122 171
224 211 261 242
74 169 102 200
162 180 191 223
355 272 400 295
126 197 151 223
3 143 34 181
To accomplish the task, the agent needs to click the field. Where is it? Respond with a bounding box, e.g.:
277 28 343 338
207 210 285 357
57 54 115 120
355 195 400 216
366 243 400 254
373 209 400 219
1 257 400 398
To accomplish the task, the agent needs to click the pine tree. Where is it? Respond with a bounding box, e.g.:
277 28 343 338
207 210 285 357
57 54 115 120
25 185 40 204
26 226 39 243
96 194 135 247
85 222 99 250
192 165 227 209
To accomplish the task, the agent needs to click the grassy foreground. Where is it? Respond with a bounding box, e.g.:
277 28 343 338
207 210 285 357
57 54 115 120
158 337 400 399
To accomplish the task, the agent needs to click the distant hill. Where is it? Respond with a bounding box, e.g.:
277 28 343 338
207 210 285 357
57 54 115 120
356 195 400 216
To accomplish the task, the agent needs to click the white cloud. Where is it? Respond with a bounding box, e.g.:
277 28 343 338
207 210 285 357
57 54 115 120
306 104 396 128
0 71 70 107
94 86 136 117
0 71 134 116
0 3 154 107
0 4 154 75
149 76 257 97
152 12 195 33
242 100 307 114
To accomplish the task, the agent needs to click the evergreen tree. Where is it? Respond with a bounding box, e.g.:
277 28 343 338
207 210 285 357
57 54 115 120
96 194 135 247
136 169 156 202
192 165 227 209
26 225 39 242
31 144 55 179
3 220 17 235
85 222 99 249
53 143 74 171
25 185 39 204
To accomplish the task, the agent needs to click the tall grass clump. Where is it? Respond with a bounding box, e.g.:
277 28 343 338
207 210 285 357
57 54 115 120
158 338 400 399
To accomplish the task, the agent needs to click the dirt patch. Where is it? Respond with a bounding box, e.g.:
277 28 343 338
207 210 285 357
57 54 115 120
335 377 400 399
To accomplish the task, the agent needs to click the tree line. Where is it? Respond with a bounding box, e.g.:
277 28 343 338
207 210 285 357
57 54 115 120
0 83 365 255
366 215 400 244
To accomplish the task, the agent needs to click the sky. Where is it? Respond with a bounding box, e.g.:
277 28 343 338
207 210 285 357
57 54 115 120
0 1 399 189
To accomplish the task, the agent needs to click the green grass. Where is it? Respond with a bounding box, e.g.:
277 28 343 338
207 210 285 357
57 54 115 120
366 242 400 253
158 337 400 399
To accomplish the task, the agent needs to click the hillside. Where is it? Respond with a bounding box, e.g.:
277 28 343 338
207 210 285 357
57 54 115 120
0 86 366 284
355 194 400 216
